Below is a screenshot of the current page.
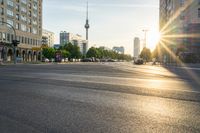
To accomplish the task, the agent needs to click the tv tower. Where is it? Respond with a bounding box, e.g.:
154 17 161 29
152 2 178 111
85 1 89 41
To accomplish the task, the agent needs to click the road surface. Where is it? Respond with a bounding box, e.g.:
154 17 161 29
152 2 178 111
0 63 199 133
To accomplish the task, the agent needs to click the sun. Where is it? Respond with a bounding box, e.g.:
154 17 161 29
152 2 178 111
148 31 161 51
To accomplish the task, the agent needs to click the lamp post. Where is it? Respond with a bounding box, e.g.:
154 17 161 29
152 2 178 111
142 29 149 63
142 29 149 48
0 21 20 64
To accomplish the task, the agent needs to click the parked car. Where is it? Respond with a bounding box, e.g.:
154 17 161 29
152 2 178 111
134 58 144 65
16 57 23 63
82 58 92 62
42 58 49 62
107 59 116 62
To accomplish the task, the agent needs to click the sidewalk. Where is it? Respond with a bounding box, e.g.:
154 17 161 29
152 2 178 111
147 62 200 70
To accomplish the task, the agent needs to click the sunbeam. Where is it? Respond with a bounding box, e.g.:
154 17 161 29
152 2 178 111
160 0 193 33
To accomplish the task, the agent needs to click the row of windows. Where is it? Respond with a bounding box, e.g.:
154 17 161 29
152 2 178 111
1 0 38 11
2 6 38 18
180 8 200 20
0 32 41 46
0 18 38 34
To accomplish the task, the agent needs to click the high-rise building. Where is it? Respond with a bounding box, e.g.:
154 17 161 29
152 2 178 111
60 31 68 45
159 0 200 60
134 37 140 58
0 0 43 62
84 1 89 55
112 46 125 54
60 31 88 54
42 29 55 47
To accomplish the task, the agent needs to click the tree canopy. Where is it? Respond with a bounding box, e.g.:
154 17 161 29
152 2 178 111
140 47 152 62
86 47 132 61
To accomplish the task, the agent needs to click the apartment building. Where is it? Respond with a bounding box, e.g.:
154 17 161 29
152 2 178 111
134 37 140 58
42 29 54 47
0 0 42 62
112 46 125 54
60 31 88 55
160 0 200 58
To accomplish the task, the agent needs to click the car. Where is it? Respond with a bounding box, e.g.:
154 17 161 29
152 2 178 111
16 57 23 63
107 59 116 62
42 58 50 62
134 58 144 65
82 58 92 62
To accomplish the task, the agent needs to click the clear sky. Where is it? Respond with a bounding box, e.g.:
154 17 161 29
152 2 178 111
43 0 159 55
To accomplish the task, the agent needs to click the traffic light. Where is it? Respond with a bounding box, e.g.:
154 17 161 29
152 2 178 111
12 40 20 47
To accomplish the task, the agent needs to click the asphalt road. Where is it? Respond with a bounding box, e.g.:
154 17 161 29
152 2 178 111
0 63 200 133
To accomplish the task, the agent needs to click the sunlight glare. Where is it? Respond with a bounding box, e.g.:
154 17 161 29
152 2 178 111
148 31 161 51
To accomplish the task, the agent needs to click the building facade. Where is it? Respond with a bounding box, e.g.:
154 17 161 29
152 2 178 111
0 0 42 62
159 0 200 62
112 46 125 54
42 29 54 47
60 31 88 55
134 37 140 58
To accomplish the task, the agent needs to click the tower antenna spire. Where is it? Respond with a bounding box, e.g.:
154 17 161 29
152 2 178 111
85 1 90 41
86 1 88 20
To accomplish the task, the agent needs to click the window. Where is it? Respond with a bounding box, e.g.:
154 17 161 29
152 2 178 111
7 19 14 26
21 24 27 32
2 33 6 41
16 5 19 11
28 3 31 8
21 15 27 22
33 12 37 18
28 27 31 33
32 28 37 34
33 20 37 25
180 13 185 20
21 7 27 13
28 19 31 24
0 0 4 4
33 4 38 10
7 33 10 42
0 32 2 41
7 0 14 7
0 18 4 25
0 7 3 15
198 8 200 18
7 9 14 16
16 23 19 30
180 0 184 7
21 37 24 43
28 11 31 17
21 0 27 5
16 14 19 20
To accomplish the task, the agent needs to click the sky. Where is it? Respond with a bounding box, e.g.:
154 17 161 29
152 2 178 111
43 0 159 55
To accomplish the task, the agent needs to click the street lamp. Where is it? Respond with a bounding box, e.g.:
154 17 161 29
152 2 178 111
142 29 149 48
0 21 20 64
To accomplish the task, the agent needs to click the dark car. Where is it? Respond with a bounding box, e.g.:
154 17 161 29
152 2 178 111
134 58 144 65
82 58 92 62
107 59 116 62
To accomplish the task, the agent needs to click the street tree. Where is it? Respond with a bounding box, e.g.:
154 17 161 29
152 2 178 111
42 47 56 59
86 47 100 58
140 47 152 62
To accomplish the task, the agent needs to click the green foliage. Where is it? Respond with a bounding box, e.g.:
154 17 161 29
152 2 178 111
86 47 100 58
86 47 132 61
140 47 152 62
71 44 82 59
59 42 82 59
42 47 56 59
61 50 70 58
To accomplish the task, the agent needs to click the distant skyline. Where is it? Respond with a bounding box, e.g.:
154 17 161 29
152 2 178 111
43 0 159 55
